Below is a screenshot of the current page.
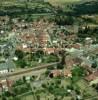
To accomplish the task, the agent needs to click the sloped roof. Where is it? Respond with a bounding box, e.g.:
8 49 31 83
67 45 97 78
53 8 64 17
85 70 98 82
0 59 16 70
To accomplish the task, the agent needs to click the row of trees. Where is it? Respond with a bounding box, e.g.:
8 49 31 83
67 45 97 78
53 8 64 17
14 49 60 68
78 26 98 42
0 0 53 16
54 15 74 25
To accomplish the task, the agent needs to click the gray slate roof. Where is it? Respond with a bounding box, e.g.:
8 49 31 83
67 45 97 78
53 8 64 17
0 59 16 70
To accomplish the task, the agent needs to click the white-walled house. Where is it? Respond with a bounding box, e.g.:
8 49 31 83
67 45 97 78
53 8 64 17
0 69 8 74
0 59 15 75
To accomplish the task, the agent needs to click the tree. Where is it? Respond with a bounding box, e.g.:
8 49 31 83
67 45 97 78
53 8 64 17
91 61 97 68
72 66 86 82
55 79 61 85
15 50 24 59
36 95 40 100
36 50 44 56
65 16 74 25
23 0 29 12
26 83 32 90
2 96 7 100
16 59 27 68
72 66 85 77
54 97 58 100
3 49 10 59
23 76 26 83
45 69 50 76
42 83 47 88
47 55 59 63
61 55 66 65
57 63 64 69
55 15 74 25
57 6 63 14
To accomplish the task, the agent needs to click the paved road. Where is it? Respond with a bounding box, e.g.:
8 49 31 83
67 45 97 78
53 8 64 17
0 62 59 80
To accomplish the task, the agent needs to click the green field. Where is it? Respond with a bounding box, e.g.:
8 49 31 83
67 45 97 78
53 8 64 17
47 0 81 5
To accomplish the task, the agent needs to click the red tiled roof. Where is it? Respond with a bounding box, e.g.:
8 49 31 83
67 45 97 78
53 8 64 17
71 43 81 49
51 70 62 77
21 34 36 43
63 69 72 77
0 79 13 88
85 71 98 82
44 48 55 54
65 56 75 68
16 45 32 53
65 34 77 40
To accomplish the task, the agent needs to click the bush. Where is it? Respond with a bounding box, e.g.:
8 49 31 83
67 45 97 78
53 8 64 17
17 59 27 68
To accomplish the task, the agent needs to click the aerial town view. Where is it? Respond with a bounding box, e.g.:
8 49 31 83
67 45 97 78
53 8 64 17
0 0 98 100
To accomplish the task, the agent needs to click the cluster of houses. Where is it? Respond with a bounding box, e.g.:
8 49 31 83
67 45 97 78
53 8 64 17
0 79 13 93
48 37 98 86
14 20 61 54
0 17 98 93
13 19 81 56
49 69 72 78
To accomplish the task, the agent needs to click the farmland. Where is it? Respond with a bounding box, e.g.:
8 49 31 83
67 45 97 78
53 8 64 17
47 0 81 5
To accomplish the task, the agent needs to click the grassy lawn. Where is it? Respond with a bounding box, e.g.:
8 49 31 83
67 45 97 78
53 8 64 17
63 97 73 100
76 79 88 90
61 78 71 88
